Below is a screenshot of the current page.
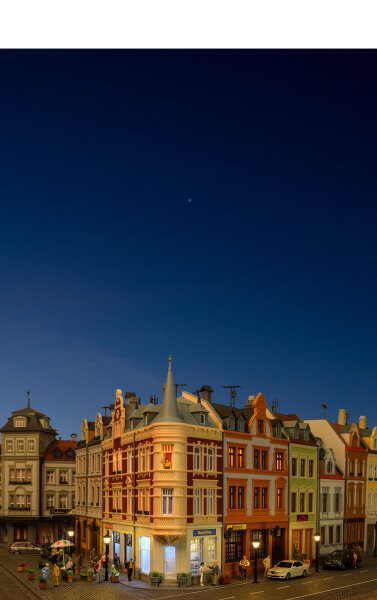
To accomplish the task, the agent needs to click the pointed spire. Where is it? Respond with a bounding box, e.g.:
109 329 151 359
154 356 183 424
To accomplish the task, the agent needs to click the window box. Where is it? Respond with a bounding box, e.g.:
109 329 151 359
137 510 142 514
90 502 93 506
117 509 121 512
144 510 150 515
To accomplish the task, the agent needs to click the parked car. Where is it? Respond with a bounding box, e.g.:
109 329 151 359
9 542 43 554
322 550 361 570
268 560 308 580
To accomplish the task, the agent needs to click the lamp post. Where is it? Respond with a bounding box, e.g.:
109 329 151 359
68 530 74 557
252 539 260 583
314 533 321 572
104 530 111 582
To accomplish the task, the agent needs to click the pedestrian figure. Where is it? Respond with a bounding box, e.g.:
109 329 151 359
126 558 133 581
91 554 98 571
263 554 271 578
200 562 205 586
96 559 102 583
353 551 358 569
239 556 250 581
53 563 60 586
42 563 50 581
113 553 120 570
207 561 219 585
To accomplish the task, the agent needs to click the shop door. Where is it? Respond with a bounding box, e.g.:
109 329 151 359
272 529 284 564
292 529 302 559
124 534 132 564
367 525 374 552
14 524 28 542
305 529 313 561
163 546 176 580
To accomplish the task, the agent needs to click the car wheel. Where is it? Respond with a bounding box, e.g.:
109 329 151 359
302 570 307 578
285 573 290 580
15 550 20 554
341 563 346 571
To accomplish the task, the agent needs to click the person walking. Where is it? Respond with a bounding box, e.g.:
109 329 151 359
53 563 60 587
96 559 102 583
42 563 50 582
263 554 271 578
126 558 134 581
199 562 205 586
207 561 219 585
239 556 250 581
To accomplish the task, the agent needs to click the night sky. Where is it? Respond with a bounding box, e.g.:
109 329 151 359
1 50 377 438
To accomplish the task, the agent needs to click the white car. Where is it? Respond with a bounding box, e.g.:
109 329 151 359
9 542 43 554
268 560 308 580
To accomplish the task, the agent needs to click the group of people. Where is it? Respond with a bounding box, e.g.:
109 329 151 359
89 549 134 582
239 554 272 580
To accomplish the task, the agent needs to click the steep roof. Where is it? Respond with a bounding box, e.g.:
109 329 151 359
153 357 184 424
0 406 57 434
44 439 77 461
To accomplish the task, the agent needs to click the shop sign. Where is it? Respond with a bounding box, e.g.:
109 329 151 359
104 523 113 529
193 529 216 537
50 509 68 514
297 514 308 522
228 524 246 531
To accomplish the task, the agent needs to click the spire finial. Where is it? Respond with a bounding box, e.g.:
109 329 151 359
27 389 30 409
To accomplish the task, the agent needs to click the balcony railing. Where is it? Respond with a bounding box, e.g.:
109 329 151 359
9 480 31 485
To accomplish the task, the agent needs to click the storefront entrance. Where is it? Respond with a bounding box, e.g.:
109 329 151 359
163 546 176 580
124 534 132 564
271 528 284 564
14 524 28 542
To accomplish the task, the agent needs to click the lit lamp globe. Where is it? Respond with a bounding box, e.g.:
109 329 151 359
104 532 111 545
68 530 74 539
314 534 321 543
252 540 260 550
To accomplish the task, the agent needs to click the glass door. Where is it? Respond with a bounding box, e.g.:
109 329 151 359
163 546 176 580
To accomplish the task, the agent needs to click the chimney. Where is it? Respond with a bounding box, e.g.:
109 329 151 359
71 433 77 440
338 409 346 426
359 415 367 430
245 395 255 408
200 386 213 403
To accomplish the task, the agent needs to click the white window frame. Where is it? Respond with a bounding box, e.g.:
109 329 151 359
207 448 214 472
162 488 173 515
194 489 201 515
207 489 215 515
14 417 26 427
194 446 201 471
27 440 35 452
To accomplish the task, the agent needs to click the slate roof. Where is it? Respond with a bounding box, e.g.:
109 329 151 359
0 406 57 434
44 439 77 461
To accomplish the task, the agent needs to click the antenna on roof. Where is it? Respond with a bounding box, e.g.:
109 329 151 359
345 411 350 425
222 385 241 408
27 389 30 409
321 404 328 418
175 383 187 396
102 405 112 417
272 398 279 413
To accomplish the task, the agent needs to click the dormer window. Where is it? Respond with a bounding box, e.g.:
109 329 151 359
304 428 309 441
237 416 245 432
258 419 264 434
326 461 332 474
53 447 62 459
200 413 206 426
65 448 75 459
228 415 235 430
275 424 282 437
14 417 26 427
293 426 299 439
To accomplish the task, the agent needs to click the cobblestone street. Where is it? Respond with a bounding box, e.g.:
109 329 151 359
2 552 377 600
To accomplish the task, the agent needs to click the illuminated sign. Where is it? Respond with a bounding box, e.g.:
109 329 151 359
193 529 216 536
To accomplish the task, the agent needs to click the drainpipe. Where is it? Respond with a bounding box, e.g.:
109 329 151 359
288 442 291 559
133 432 136 569
316 442 320 561
221 431 225 574
344 450 348 548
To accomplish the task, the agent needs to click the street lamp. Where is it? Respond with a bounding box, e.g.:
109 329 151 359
252 539 260 583
104 530 111 581
68 530 74 557
314 533 321 572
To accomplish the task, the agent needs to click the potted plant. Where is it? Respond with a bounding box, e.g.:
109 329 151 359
79 571 88 581
87 568 94 582
17 561 26 572
67 569 74 582
149 571 161 587
219 572 231 585
26 568 35 580
39 575 47 590
110 566 119 582
74 562 80 575
177 572 189 586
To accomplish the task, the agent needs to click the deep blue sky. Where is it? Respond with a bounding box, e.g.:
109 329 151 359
1 50 377 438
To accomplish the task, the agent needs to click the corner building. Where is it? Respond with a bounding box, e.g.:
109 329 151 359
102 358 223 583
